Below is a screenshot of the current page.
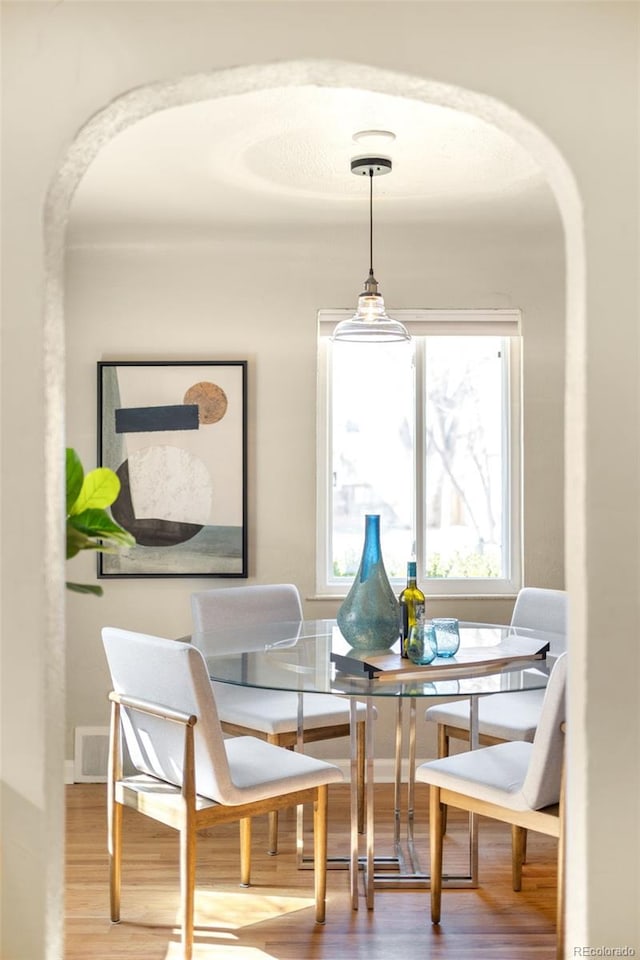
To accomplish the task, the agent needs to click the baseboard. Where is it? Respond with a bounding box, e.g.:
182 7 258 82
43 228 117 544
67 727 430 785
62 756 430 784
327 757 429 782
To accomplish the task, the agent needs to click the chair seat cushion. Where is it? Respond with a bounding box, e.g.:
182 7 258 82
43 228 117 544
122 741 345 807
416 740 534 811
222 736 344 804
213 681 367 734
424 688 545 741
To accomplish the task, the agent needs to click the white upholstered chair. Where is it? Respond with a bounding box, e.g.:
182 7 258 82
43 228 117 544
103 627 344 960
191 584 367 853
425 587 567 759
417 652 567 960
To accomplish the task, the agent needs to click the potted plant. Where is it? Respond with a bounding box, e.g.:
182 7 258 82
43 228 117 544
66 447 135 595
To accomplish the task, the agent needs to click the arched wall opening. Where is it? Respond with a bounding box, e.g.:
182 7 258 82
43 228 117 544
44 60 585 953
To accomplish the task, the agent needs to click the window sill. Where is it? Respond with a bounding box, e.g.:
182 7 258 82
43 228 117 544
307 593 519 602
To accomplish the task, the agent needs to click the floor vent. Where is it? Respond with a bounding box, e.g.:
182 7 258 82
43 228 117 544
74 727 109 783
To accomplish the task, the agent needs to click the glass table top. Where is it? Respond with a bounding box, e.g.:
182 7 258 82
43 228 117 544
190 619 566 699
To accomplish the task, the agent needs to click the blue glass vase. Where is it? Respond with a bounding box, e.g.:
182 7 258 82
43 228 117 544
337 514 400 652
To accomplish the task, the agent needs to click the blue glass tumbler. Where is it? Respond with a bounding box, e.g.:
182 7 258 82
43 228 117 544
432 617 460 658
407 622 437 665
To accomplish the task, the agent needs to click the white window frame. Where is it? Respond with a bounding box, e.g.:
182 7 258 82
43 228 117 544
316 309 522 598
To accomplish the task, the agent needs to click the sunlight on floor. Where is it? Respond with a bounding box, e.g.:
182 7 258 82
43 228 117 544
165 891 315 960
165 943 277 960
160 888 316 957
194 889 316 928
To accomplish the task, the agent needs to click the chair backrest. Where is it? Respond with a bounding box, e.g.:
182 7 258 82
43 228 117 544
191 583 303 639
511 587 567 637
102 627 234 803
521 652 567 809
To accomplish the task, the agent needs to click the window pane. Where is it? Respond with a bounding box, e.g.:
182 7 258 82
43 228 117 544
330 340 415 580
424 337 506 579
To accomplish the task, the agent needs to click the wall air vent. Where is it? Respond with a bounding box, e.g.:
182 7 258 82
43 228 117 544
73 727 109 783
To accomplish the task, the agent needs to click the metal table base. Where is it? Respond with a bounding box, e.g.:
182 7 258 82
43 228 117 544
353 697 480 908
296 693 480 909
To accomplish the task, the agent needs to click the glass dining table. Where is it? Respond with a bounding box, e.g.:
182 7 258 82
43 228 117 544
190 618 565 910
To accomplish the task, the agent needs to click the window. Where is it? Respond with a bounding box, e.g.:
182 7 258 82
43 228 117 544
317 310 521 596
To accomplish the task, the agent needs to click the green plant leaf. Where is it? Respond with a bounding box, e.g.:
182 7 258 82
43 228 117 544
69 508 135 547
69 468 121 515
66 449 136 593
66 581 104 596
66 448 84 514
66 523 96 559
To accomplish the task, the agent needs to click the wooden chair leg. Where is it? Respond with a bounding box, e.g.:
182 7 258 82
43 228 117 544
267 734 281 855
240 817 252 887
437 723 450 759
179 823 196 960
107 797 122 922
356 719 366 834
556 749 566 960
512 824 526 891
429 785 444 924
267 811 279 856
107 700 122 923
314 785 328 924
557 827 565 960
437 724 449 834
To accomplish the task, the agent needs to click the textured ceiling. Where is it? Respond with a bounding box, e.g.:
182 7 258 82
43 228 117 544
68 85 558 241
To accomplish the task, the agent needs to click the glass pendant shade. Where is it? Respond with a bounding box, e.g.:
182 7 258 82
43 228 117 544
332 275 410 343
332 155 411 344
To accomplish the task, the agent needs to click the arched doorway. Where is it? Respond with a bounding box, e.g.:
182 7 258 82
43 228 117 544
45 60 584 954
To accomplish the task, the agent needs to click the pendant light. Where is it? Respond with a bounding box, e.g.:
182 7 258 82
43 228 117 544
332 154 410 343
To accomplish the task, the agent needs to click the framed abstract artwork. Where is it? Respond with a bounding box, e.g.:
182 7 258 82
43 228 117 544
97 360 247 578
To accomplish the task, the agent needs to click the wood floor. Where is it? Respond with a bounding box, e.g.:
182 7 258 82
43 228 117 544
65 783 558 959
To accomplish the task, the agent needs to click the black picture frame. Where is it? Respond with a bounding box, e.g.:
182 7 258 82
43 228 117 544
97 360 247 579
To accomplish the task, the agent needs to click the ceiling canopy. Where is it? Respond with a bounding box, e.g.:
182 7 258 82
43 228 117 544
68 85 558 243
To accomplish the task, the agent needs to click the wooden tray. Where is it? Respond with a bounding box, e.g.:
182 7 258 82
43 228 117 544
331 633 549 682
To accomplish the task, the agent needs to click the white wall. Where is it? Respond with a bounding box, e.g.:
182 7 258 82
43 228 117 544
2 3 638 958
65 221 565 764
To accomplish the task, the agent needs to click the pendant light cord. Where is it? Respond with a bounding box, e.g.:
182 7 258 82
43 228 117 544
368 168 374 279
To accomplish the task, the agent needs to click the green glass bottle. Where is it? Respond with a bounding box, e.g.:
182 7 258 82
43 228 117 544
399 561 426 658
